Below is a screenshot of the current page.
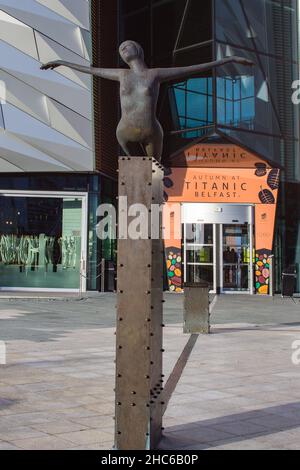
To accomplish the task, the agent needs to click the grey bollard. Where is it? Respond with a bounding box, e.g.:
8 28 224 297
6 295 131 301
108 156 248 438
183 282 210 334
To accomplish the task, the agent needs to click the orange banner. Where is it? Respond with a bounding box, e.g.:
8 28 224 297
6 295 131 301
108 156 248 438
163 160 280 294
165 168 279 205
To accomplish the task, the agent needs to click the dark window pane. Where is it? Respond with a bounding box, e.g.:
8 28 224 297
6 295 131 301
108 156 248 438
216 45 282 136
124 10 151 64
152 0 186 62
215 0 298 61
219 127 283 167
177 0 212 49
122 0 149 15
186 265 214 286
186 223 213 244
174 44 212 66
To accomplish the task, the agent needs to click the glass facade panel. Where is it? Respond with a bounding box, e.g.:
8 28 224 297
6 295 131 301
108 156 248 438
118 0 300 293
0 196 83 289
220 128 283 168
186 264 214 286
215 0 298 61
122 0 149 15
185 223 213 244
217 76 255 128
171 77 214 139
123 9 151 64
216 47 282 138
176 0 212 49
0 174 117 291
186 246 214 264
152 0 186 64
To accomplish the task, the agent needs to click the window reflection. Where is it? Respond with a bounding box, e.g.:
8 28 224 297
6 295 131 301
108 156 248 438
170 78 213 139
217 76 255 128
170 75 255 137
0 197 83 289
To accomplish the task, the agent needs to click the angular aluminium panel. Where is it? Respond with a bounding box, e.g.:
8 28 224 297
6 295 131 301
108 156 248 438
0 0 94 172
0 129 71 171
0 10 38 60
0 105 4 128
0 157 22 172
0 0 84 56
0 69 50 125
35 31 91 89
0 39 91 120
46 97 92 149
35 0 90 30
2 103 93 171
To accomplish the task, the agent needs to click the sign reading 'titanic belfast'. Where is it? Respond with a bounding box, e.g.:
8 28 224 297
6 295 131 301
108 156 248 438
165 168 276 204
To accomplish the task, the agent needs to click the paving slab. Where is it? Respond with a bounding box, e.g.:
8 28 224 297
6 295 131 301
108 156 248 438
0 294 299 449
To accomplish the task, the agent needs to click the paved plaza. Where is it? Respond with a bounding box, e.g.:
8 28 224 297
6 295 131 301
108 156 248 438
0 293 300 449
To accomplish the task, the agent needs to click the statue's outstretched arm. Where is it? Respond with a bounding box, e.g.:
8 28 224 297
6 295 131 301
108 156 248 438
40 60 120 81
156 56 254 82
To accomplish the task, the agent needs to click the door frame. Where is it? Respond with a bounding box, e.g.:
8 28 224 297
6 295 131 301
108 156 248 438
182 203 254 295
219 208 254 295
183 222 217 294
0 190 88 293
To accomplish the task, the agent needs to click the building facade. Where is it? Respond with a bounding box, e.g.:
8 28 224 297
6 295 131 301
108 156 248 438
0 0 299 294
0 0 117 292
119 0 300 295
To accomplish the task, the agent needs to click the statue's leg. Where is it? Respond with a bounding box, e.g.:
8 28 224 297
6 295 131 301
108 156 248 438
145 133 163 161
117 132 146 157
116 134 131 156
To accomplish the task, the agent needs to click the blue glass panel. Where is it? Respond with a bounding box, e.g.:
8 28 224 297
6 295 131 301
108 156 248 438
217 98 225 124
225 79 233 100
171 77 214 138
216 74 255 129
241 76 255 99
173 88 186 116
187 92 207 121
241 98 255 121
233 79 241 100
207 78 213 95
233 101 241 124
207 96 213 122
217 78 225 99
226 101 233 124
187 78 207 94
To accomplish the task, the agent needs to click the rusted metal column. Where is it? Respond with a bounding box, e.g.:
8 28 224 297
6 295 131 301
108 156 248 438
115 157 164 450
183 282 210 334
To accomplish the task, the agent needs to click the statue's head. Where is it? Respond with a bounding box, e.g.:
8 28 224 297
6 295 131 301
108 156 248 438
119 41 144 65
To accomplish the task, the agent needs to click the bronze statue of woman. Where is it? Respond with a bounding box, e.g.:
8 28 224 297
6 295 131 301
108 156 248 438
41 40 253 161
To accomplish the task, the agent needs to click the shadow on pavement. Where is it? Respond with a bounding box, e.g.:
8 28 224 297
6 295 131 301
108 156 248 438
159 402 300 450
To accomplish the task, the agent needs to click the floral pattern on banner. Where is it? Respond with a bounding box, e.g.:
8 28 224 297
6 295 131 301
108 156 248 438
255 249 272 295
166 246 182 293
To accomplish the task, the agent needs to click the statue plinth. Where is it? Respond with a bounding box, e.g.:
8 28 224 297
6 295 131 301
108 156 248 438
115 157 164 450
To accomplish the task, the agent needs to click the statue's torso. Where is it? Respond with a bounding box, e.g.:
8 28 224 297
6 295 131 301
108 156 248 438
118 70 161 141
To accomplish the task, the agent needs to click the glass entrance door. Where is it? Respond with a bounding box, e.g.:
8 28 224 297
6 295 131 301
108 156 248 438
221 224 252 293
182 204 254 294
183 223 216 292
